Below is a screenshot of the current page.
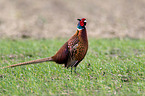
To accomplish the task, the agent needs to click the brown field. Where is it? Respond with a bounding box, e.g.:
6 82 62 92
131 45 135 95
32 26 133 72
0 0 145 39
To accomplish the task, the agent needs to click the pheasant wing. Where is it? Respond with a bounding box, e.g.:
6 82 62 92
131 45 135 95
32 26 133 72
66 35 79 68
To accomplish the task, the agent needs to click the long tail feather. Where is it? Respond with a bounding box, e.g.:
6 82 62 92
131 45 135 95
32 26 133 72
1 57 53 69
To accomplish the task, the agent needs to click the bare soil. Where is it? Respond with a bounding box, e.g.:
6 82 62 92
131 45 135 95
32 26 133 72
0 0 145 39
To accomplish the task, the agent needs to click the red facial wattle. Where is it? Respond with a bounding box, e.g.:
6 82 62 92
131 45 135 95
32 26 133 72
80 21 84 26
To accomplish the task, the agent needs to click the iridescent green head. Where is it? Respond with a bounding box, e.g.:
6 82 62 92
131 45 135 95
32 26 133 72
77 18 87 30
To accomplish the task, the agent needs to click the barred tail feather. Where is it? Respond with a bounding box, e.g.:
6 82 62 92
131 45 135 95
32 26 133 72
1 57 53 69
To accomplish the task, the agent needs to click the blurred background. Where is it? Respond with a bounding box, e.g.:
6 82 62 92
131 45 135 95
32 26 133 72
0 0 145 39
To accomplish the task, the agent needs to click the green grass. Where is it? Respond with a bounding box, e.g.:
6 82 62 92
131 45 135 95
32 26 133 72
0 38 145 95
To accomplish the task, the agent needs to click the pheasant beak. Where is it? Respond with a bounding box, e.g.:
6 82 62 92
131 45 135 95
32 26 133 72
84 20 87 25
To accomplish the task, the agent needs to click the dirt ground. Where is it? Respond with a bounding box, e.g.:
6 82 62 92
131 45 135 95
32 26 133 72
0 0 145 39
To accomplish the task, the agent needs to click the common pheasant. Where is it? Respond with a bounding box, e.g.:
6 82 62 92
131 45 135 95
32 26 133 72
1 18 88 73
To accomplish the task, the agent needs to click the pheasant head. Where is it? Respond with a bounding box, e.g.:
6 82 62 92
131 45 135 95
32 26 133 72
77 18 87 30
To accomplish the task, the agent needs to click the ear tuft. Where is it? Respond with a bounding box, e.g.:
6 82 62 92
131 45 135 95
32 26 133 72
77 19 81 21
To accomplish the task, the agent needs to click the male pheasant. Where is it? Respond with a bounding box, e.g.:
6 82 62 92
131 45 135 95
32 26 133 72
1 18 88 73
